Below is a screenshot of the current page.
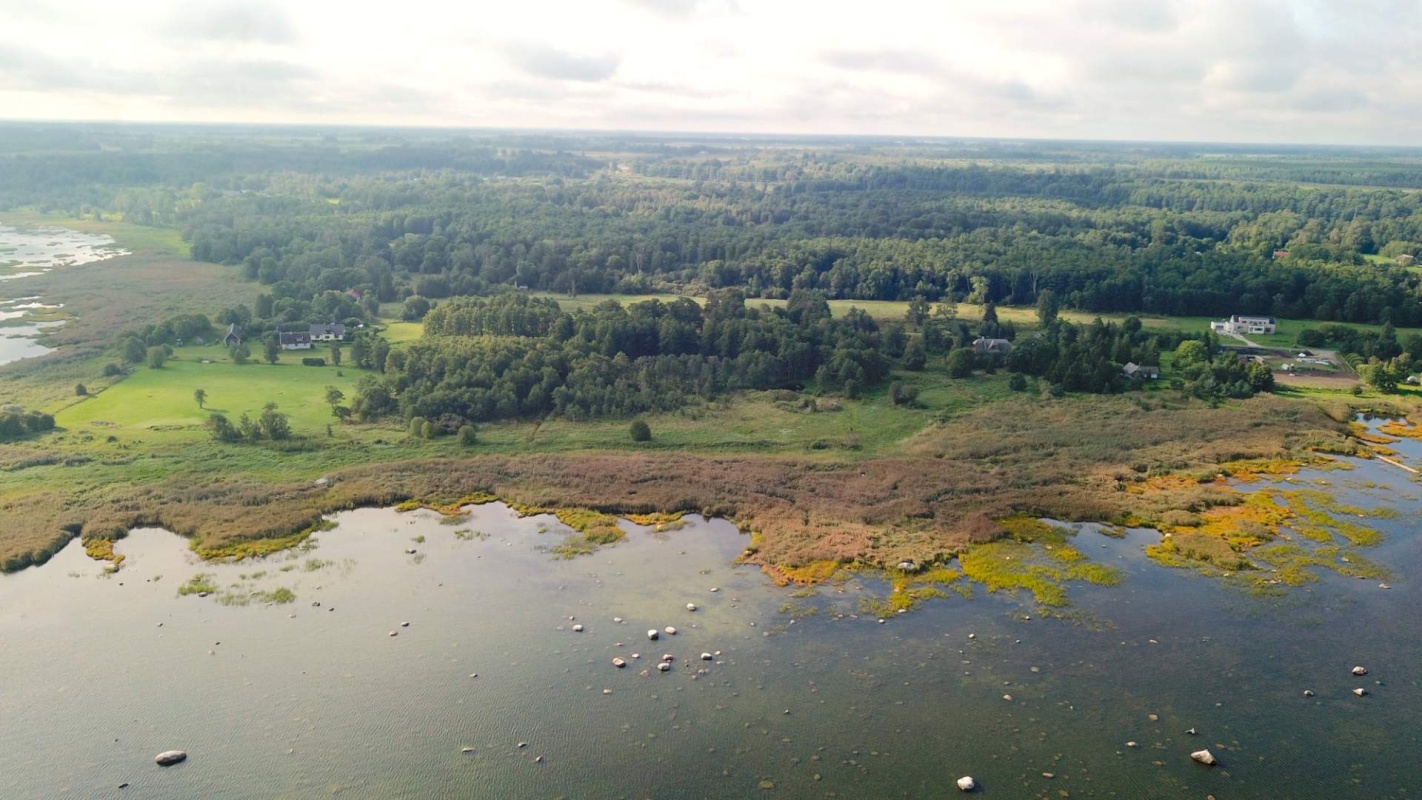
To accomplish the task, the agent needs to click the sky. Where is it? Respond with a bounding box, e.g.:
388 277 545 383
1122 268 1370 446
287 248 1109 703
0 0 1418 145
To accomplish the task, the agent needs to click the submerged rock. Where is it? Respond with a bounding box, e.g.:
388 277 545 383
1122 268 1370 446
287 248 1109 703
956 775 977 791
664 626 677 635
154 750 187 766
1303 690 1315 697
1191 749 1217 766
657 662 672 672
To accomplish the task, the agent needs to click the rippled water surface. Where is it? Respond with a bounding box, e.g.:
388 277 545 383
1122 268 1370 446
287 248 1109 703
3 450 1422 798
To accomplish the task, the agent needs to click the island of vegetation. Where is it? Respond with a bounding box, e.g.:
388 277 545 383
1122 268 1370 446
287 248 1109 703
3 123 1421 606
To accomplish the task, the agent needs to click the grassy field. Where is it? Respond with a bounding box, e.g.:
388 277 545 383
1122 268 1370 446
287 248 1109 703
57 348 364 446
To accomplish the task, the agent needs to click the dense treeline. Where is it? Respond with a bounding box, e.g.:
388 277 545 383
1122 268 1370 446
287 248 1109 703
172 162 1422 325
352 291 891 425
7 125 1422 326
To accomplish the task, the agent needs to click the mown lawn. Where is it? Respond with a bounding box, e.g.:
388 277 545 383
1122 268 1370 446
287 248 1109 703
57 348 364 445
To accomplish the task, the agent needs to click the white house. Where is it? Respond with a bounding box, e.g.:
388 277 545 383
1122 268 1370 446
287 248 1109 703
308 323 346 342
279 331 313 350
1210 315 1277 336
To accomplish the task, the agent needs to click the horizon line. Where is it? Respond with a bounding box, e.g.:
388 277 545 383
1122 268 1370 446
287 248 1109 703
1 117 1420 153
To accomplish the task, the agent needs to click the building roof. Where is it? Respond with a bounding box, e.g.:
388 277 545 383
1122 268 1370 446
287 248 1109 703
309 323 346 336
279 331 312 344
224 323 243 338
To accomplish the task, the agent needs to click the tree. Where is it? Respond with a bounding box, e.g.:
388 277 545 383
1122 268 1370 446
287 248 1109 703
903 338 927 371
146 346 167 369
263 336 281 365
121 337 146 365
1008 372 1029 391
420 420 435 439
1174 340 1209 369
75 383 88 396
194 388 207 409
1036 289 1061 327
409 416 427 436
889 381 918 406
402 295 432 321
259 402 292 440
629 419 652 442
324 386 345 410
330 344 342 367
905 295 930 327
206 413 240 442
458 424 478 446
229 343 250 364
946 348 975 378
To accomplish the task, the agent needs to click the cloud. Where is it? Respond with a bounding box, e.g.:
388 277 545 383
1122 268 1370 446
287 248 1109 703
164 2 299 44
1077 0 1179 33
500 44 621 82
821 49 943 77
161 59 315 103
1293 89 1369 113
620 0 713 19
0 44 135 93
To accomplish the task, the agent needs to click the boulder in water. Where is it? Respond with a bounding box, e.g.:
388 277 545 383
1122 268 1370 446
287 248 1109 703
1353 687 1369 697
1352 666 1368 676
1191 749 1217 766
612 658 626 668
154 750 187 766
956 775 976 791
647 630 659 641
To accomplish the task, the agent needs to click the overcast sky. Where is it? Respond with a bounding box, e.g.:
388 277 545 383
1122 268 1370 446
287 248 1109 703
0 0 1417 145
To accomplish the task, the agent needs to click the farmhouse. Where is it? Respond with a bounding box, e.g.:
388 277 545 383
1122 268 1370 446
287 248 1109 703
222 324 243 347
972 337 1012 357
309 323 346 342
1210 315 1277 336
279 331 313 350
1122 362 1160 381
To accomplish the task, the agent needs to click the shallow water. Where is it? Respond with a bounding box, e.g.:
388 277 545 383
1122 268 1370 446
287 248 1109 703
0 224 126 366
2 463 1421 798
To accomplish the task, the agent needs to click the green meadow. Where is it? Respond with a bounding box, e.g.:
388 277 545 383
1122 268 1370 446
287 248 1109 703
57 347 363 446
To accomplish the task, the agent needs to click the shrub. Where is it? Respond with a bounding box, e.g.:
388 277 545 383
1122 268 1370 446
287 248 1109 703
75 383 88 396
102 362 122 377
409 416 427 436
1008 373 1029 391
421 420 435 439
458 425 478 446
301 357 327 367
629 419 652 442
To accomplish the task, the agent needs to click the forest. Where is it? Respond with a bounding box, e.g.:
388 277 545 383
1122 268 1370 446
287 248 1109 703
6 124 1422 327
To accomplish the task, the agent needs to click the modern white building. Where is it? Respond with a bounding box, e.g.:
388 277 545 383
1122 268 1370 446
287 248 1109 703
1210 315 1276 336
